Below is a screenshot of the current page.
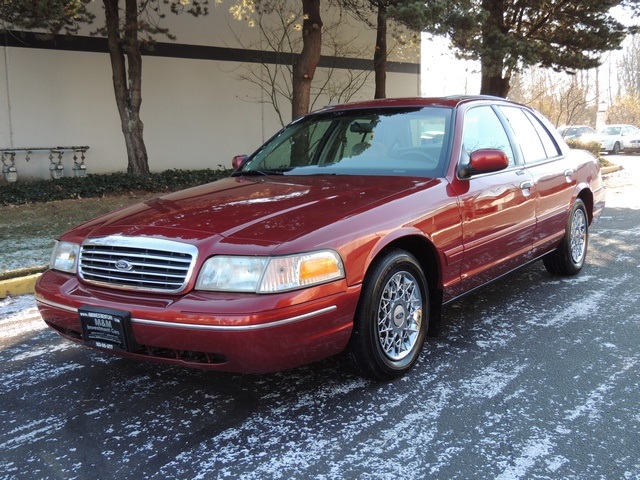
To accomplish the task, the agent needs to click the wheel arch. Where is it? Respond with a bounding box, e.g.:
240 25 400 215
576 187 595 224
362 233 444 336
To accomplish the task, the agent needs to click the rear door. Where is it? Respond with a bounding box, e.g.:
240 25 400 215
497 106 574 257
451 105 537 292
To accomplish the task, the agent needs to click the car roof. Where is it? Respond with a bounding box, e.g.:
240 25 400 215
315 95 520 113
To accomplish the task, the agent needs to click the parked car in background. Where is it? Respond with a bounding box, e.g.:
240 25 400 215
624 136 640 154
596 124 639 154
558 125 596 142
35 96 606 380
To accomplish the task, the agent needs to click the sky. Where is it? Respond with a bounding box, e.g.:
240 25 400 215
420 34 480 97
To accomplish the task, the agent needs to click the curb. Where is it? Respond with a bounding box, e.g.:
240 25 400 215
601 165 623 174
0 273 42 300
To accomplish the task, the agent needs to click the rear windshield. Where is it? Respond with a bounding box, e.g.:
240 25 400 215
235 107 454 178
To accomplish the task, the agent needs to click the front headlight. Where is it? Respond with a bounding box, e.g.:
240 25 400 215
50 241 80 274
196 250 345 293
196 256 268 292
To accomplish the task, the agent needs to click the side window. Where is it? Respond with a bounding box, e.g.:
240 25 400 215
499 106 548 163
462 106 515 166
622 125 637 136
524 111 561 158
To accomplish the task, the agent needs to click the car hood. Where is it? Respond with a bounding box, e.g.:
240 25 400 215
69 175 439 250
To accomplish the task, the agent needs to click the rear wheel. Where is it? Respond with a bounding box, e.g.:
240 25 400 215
543 199 588 275
346 249 428 380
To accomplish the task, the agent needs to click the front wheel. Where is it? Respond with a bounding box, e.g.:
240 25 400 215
612 142 621 154
543 199 588 275
346 249 429 380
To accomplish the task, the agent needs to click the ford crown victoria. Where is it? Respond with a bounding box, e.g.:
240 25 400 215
35 96 605 380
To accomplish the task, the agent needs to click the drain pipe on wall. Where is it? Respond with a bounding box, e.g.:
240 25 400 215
1 26 15 148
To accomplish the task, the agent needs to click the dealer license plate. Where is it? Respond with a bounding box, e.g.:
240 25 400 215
79 306 133 352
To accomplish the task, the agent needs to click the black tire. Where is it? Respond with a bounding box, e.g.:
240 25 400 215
346 249 429 380
612 142 621 154
543 199 588 276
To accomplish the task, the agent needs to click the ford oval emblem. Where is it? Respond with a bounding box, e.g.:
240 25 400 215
115 259 133 271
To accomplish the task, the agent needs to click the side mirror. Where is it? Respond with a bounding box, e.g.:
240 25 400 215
232 155 248 170
458 149 509 178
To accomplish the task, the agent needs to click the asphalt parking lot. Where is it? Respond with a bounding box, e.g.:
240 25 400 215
1 156 639 480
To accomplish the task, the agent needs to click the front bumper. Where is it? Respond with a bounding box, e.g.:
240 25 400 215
600 140 618 152
35 270 360 373
625 143 640 152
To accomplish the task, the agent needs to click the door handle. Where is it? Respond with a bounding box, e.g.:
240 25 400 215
564 169 573 177
520 180 533 190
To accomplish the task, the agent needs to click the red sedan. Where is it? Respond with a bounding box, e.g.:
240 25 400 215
35 96 605 380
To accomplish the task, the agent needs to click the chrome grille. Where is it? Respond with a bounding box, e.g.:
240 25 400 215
79 237 198 293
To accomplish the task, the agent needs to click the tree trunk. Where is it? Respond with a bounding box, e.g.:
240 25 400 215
103 0 150 176
292 0 322 120
480 59 511 98
478 0 510 98
374 1 387 99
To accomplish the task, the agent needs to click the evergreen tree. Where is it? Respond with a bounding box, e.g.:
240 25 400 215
0 0 94 33
443 0 638 97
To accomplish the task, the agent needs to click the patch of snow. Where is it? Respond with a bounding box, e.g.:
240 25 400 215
0 417 66 452
0 296 45 339
537 289 606 328
1 237 53 273
461 363 526 399
564 355 638 423
495 435 554 480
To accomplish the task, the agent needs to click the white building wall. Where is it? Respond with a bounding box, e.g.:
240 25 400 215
1 5 420 181
1 47 126 178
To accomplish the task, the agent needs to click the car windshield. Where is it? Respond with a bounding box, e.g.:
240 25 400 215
600 126 621 135
235 107 454 178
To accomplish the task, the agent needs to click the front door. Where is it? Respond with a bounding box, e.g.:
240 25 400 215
451 105 537 293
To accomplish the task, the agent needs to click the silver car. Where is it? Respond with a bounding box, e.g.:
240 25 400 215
558 125 596 141
596 124 639 154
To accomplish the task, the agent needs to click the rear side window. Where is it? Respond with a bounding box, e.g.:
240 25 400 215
526 111 561 158
499 106 560 162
